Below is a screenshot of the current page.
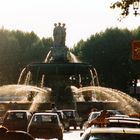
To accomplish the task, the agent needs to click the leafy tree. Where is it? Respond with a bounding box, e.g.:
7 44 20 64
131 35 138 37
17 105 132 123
0 29 53 85
71 39 85 61
110 0 139 20
73 27 140 93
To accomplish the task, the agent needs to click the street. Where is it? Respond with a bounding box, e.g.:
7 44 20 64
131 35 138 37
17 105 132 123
35 127 83 140
63 128 82 140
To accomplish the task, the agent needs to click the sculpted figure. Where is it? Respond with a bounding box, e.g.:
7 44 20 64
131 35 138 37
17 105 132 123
53 23 58 47
62 23 66 46
53 22 66 47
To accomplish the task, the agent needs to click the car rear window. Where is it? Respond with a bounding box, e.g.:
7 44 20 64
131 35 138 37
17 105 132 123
33 115 58 123
6 112 27 120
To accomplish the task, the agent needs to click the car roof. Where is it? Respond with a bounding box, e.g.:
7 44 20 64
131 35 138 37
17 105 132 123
7 110 30 113
33 112 58 116
89 127 140 134
62 109 76 111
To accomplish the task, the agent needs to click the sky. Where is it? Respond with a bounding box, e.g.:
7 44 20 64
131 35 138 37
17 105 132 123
0 0 140 48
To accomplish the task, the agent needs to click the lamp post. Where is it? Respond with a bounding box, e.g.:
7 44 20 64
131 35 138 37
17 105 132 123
133 0 140 16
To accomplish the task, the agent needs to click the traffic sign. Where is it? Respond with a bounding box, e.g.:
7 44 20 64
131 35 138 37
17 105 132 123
132 40 140 60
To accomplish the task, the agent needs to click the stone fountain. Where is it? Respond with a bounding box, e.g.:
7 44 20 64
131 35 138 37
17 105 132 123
17 22 99 111
1 23 139 116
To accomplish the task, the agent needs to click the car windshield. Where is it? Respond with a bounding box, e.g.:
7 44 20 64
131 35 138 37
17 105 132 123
87 133 140 140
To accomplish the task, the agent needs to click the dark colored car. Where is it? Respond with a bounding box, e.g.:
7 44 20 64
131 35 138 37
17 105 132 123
62 109 83 130
27 112 63 140
56 110 69 131
2 110 32 131
44 109 69 131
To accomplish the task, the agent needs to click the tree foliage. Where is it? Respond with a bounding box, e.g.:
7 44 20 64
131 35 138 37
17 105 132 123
72 27 140 93
0 29 53 85
110 0 139 20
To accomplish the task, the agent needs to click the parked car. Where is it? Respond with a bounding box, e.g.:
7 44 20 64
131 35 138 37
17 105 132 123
2 110 32 131
80 127 140 140
62 109 83 130
27 112 63 140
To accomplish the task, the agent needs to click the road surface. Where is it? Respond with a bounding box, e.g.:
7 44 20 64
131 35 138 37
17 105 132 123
35 127 83 140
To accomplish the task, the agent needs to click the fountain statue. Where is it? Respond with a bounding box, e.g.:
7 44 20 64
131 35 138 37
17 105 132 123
46 22 69 63
53 22 66 47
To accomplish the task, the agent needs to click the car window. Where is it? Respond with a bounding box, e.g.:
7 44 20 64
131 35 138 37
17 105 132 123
64 111 73 117
6 112 27 120
33 115 42 123
88 112 100 121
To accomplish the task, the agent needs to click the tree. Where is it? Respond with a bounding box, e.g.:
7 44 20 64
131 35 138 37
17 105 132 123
73 27 140 93
110 0 140 20
0 29 53 85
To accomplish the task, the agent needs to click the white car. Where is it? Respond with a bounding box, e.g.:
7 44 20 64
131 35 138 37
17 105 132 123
80 127 140 140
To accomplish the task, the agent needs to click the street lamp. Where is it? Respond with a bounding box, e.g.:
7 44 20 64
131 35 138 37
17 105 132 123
133 0 140 16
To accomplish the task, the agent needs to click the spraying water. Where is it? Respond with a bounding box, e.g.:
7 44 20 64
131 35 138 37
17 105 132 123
75 86 140 114
0 84 51 112
44 50 52 63
69 52 80 63
17 68 26 84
